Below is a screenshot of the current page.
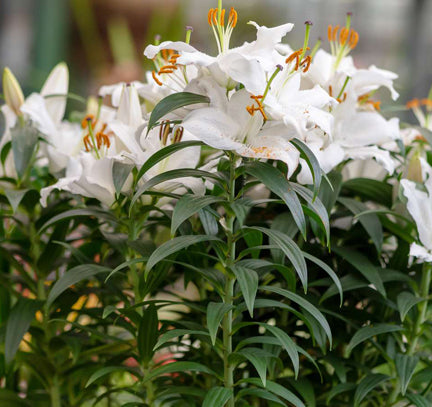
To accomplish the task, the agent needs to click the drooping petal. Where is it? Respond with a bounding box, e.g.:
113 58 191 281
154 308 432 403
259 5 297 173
116 84 143 128
352 65 399 101
409 243 432 263
40 62 69 123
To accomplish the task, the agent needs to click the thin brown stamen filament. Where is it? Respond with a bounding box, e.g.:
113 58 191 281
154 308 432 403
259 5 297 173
328 85 333 97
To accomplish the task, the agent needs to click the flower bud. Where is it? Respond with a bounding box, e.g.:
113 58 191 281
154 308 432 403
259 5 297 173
2 67 24 116
406 150 423 183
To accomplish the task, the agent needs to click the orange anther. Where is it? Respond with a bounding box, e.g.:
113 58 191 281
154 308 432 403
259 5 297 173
83 135 92 152
208 8 214 26
406 98 420 109
152 70 163 86
246 105 255 116
220 8 226 26
212 9 218 26
161 49 168 60
302 55 312 73
332 25 340 42
327 25 333 42
159 120 171 145
349 30 359 49
339 27 349 46
329 85 333 97
173 126 184 143
228 8 238 28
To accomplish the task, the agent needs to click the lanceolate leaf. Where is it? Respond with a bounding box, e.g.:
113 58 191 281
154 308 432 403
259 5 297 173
290 138 322 198
47 264 110 308
407 393 431 407
338 197 383 252
86 366 142 388
147 92 210 132
245 161 306 238
236 348 270 387
11 124 39 179
395 353 419 396
397 292 425 322
207 302 234 345
202 387 232 407
353 374 389 407
261 286 332 347
142 361 218 383
171 195 224 236
112 161 134 194
346 324 403 356
138 304 159 365
145 235 221 276
4 189 29 213
5 298 41 364
333 247 386 297
232 265 258 317
136 140 203 184
248 227 307 292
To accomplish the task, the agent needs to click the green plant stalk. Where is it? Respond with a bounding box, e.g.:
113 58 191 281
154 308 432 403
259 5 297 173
143 367 155 407
408 262 432 356
50 375 61 407
222 153 237 407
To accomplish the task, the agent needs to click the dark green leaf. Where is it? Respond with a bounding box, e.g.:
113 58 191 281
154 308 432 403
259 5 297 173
236 348 269 387
202 387 232 407
232 265 258 318
112 161 134 194
343 177 393 207
47 264 110 308
147 92 210 132
245 161 306 238
86 366 142 387
207 302 234 345
407 393 431 407
396 353 419 396
326 382 356 404
171 195 224 236
346 324 403 356
145 235 221 276
154 329 209 350
5 298 41 364
354 374 389 407
237 388 286 406
138 304 159 365
11 124 39 179
143 361 217 383
4 189 29 213
397 292 425 322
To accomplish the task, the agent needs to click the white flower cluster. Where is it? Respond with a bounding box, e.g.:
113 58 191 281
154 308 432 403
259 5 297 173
1 3 431 263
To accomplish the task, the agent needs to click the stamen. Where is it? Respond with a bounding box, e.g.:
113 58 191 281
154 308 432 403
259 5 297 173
328 85 333 97
228 7 237 28
220 8 226 26
212 8 218 26
161 49 168 61
208 9 214 26
406 98 420 109
327 25 333 42
339 27 349 46
173 126 184 143
152 70 163 86
332 25 340 42
246 95 267 121
159 120 171 145
348 30 359 49
301 55 312 72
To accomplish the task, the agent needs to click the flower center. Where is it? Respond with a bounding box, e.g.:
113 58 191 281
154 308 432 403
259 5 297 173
286 48 312 73
152 50 181 87
81 114 111 158
246 95 267 121
358 93 381 110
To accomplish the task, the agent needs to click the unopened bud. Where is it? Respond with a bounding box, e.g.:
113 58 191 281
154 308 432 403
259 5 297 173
406 151 423 183
2 67 24 116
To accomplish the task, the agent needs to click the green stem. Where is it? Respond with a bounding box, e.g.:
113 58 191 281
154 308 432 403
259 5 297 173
50 375 61 407
407 263 432 356
143 367 155 407
222 153 237 406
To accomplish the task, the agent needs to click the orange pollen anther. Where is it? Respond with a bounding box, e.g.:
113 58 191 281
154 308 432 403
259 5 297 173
339 27 349 45
220 9 226 26
159 120 171 145
328 85 333 97
173 126 184 143
421 98 432 110
212 9 218 26
301 55 312 73
332 25 340 42
327 25 333 42
81 114 95 129
406 98 420 109
208 8 214 26
152 70 163 86
348 30 359 49
228 8 238 28
286 48 311 72
246 95 267 121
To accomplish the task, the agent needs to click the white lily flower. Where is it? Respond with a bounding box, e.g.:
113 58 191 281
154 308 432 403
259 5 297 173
182 87 300 177
401 158 432 262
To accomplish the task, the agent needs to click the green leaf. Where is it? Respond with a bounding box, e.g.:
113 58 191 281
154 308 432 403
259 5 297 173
397 292 425 322
4 189 29 213
39 208 118 233
346 324 403 356
291 138 322 197
86 366 142 387
47 264 110 308
143 361 217 383
354 374 389 407
11 124 39 179
236 348 269 387
112 161 134 194
147 92 210 132
136 140 203 184
333 247 386 297
145 235 221 277
243 378 305 407
248 227 307 292
237 388 286 406
338 197 383 252
154 329 210 350
5 297 41 364
232 265 258 317
343 177 393 208
202 387 232 407
0 389 30 406
303 252 343 306
407 393 431 407
326 382 356 404
261 286 332 347
131 168 221 210
105 257 148 282
396 353 419 396
171 194 224 236
207 302 234 345
138 304 159 364
245 161 306 238
257 323 299 378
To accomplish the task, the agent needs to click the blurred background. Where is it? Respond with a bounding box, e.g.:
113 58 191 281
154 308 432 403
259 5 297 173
0 0 431 106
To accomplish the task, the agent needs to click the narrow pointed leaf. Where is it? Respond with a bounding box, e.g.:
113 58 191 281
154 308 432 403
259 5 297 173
138 304 159 364
396 353 419 396
232 265 258 317
11 124 39 179
354 374 389 407
112 161 134 194
245 161 306 238
203 387 232 407
147 92 210 132
397 292 425 322
237 348 269 387
207 302 234 345
143 361 217 383
86 366 142 387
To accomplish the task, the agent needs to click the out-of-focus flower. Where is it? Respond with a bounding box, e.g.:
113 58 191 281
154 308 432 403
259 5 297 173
2 67 25 116
401 158 432 262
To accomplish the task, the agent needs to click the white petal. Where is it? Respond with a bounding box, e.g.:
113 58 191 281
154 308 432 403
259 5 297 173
40 62 69 123
345 146 395 174
116 84 143 127
352 65 399 100
20 93 57 139
409 243 432 263
144 41 199 59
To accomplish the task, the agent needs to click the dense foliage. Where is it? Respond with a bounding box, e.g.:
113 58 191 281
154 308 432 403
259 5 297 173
1 1 432 406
